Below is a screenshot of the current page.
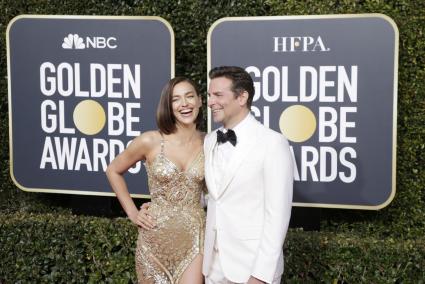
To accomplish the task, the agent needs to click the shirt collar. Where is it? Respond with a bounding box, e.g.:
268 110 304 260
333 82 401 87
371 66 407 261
220 112 253 144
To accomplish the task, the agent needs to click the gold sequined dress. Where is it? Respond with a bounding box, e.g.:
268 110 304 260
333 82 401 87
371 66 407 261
135 139 205 284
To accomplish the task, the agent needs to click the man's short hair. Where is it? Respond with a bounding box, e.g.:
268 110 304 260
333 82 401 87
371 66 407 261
209 66 254 108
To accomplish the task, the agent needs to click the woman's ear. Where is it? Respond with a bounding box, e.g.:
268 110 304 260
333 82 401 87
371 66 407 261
197 94 202 108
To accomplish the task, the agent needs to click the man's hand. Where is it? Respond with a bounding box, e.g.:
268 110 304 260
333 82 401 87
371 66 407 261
247 276 266 284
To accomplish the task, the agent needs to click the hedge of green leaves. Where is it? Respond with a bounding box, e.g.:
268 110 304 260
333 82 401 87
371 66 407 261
1 212 424 283
1 0 424 282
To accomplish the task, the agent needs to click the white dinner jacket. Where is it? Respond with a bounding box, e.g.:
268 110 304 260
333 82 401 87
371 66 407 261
202 114 293 283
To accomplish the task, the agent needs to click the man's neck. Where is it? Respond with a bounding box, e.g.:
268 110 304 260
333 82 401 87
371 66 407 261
223 109 250 129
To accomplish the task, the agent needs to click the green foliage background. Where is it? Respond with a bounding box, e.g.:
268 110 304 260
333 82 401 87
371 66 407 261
1 0 424 282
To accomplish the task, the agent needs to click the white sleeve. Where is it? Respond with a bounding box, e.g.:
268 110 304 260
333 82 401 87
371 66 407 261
251 135 293 283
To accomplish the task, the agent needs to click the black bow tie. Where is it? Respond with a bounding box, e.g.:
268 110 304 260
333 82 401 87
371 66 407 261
216 129 237 146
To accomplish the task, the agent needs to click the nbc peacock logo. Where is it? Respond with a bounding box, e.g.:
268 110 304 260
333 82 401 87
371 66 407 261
62 34 85 49
61 33 117 49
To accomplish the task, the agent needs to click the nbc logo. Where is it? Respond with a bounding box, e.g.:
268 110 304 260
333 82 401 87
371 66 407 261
62 34 85 49
61 34 117 49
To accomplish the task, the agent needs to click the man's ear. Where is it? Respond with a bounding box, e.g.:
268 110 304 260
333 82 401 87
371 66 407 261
238 91 249 107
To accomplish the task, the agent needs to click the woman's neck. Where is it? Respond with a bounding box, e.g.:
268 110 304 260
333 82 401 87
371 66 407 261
169 123 198 144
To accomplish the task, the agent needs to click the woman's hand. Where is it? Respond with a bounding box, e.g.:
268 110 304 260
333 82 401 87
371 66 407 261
132 202 156 230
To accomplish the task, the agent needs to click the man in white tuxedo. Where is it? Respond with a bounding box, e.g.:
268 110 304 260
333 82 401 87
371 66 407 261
203 66 293 284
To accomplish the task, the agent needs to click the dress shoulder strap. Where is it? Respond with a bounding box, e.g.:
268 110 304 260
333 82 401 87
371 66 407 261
159 132 165 156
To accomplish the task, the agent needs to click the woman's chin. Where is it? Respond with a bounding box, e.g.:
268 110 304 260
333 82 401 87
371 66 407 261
176 119 197 128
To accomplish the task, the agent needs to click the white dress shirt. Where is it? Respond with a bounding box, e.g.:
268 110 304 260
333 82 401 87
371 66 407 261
212 113 251 191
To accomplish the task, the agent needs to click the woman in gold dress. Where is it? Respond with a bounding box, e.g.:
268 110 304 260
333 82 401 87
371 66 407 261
106 77 205 284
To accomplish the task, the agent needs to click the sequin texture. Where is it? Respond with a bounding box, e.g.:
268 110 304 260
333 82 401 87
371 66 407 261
135 143 205 284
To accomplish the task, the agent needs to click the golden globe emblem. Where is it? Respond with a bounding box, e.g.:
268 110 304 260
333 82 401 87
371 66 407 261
73 100 106 135
279 105 316 143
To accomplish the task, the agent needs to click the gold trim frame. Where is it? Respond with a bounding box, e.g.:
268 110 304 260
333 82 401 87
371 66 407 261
7 15 175 198
207 14 399 210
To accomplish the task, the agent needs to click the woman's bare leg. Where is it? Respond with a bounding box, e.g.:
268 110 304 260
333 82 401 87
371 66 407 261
179 254 203 284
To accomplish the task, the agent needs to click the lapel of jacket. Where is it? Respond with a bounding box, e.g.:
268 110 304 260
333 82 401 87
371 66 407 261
216 116 259 199
205 131 219 199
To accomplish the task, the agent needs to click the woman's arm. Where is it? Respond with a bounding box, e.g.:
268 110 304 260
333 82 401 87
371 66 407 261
106 132 156 226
